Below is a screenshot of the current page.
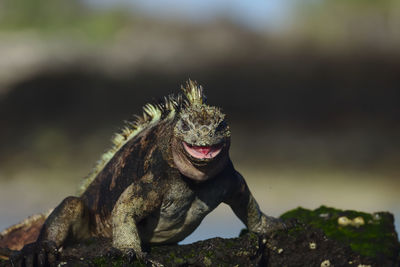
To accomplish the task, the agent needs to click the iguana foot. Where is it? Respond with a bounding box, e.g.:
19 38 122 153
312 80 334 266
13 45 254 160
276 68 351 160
10 241 58 267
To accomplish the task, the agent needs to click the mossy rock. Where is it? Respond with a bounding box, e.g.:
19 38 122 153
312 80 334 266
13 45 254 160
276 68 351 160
1 207 399 266
281 206 400 263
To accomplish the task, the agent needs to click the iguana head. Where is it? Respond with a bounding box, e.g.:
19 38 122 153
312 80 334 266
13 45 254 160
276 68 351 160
172 81 231 181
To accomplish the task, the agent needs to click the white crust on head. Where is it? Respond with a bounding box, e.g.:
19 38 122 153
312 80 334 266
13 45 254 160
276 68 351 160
78 80 205 194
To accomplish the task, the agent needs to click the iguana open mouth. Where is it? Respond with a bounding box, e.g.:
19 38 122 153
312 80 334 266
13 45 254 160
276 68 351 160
183 142 223 159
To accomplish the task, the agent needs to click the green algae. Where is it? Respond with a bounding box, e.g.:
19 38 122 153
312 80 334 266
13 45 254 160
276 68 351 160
280 206 400 260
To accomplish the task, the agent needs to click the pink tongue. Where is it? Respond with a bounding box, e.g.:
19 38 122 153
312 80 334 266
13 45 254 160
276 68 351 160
183 142 223 159
193 146 212 155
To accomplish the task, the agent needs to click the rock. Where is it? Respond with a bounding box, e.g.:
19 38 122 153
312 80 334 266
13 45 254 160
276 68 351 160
280 206 400 266
1 206 399 266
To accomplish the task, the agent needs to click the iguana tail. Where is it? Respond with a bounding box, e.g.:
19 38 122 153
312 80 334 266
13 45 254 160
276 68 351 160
0 210 51 259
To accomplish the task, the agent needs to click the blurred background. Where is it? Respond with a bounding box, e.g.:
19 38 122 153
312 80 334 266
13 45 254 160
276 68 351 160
0 0 399 244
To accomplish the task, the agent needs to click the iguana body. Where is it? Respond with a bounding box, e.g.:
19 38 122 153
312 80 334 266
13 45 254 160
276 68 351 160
3 81 284 265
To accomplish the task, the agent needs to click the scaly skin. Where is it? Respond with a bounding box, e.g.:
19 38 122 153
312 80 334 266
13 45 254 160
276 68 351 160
8 80 285 266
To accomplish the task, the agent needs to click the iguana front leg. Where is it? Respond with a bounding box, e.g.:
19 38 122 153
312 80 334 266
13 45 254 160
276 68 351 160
111 178 164 259
11 196 89 266
38 196 90 245
224 170 286 235
112 184 145 255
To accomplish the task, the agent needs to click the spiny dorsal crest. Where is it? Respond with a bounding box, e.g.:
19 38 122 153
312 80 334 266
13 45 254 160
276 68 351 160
79 80 207 194
181 80 206 106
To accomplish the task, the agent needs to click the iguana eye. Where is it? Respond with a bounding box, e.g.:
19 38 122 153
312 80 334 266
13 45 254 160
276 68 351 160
181 121 190 132
216 121 227 132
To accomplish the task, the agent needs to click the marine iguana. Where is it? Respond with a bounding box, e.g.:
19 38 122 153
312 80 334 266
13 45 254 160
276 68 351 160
4 80 285 266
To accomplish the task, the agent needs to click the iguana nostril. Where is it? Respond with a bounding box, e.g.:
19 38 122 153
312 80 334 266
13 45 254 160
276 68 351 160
200 126 209 134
